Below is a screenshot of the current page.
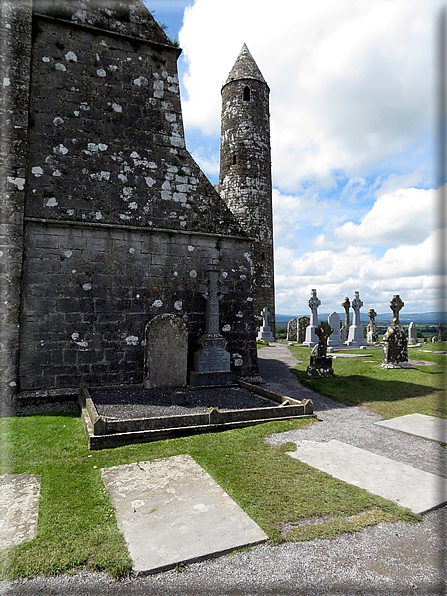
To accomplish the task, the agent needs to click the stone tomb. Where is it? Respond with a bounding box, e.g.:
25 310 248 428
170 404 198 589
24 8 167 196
306 322 334 379
257 307 275 342
287 318 297 342
144 315 188 389
297 316 310 344
303 289 321 348
327 312 343 347
190 262 235 387
382 295 411 368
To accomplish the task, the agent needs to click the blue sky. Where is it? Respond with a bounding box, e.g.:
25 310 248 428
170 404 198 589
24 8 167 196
143 0 445 315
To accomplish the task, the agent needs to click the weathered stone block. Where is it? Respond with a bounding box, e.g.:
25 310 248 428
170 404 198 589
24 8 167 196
144 314 188 389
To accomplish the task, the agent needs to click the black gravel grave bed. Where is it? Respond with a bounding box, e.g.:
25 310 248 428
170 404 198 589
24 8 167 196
90 386 275 420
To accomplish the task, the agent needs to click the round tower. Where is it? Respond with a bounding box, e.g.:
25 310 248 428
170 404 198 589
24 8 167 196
219 43 275 334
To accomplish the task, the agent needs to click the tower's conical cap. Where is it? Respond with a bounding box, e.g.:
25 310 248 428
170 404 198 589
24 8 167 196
224 43 267 86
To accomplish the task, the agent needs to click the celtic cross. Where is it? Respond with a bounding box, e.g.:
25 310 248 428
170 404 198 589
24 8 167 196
389 295 404 326
199 263 228 335
342 297 350 327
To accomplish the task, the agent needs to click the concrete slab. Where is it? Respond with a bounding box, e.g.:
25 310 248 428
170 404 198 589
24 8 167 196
0 474 41 549
101 454 268 574
287 440 447 514
375 413 447 444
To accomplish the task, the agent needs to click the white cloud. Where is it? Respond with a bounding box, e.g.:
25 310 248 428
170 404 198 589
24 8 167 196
180 0 439 190
334 187 436 247
274 229 443 314
191 148 220 177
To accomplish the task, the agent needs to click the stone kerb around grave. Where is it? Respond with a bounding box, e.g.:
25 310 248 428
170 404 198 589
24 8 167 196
144 314 188 389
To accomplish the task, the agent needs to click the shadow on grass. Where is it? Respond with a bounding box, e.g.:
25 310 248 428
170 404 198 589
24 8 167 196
292 369 443 407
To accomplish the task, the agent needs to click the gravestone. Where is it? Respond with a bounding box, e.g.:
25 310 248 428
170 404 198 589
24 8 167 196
257 307 275 342
306 322 334 378
340 297 350 342
345 292 367 347
287 319 297 342
303 289 321 348
408 322 418 345
297 316 310 344
382 295 409 368
190 262 236 387
438 323 443 342
144 314 188 388
367 308 379 344
327 312 343 347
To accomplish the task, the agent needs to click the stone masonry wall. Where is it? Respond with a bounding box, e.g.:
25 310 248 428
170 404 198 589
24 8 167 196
8 1 259 397
219 77 275 334
0 0 33 404
20 223 256 390
27 13 242 235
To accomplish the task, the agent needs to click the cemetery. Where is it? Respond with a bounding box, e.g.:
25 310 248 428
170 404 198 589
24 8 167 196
1 0 446 591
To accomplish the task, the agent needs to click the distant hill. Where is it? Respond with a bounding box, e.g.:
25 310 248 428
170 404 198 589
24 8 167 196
276 312 447 325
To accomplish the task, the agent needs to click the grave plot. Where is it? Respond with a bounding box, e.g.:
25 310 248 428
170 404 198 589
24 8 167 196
80 383 314 450
0 474 41 549
375 414 447 444
287 440 447 514
101 454 268 575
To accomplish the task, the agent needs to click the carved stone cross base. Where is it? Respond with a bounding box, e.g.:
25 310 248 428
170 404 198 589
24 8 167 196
189 334 236 387
306 356 334 379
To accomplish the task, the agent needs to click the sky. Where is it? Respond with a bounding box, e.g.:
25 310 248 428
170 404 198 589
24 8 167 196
143 0 446 316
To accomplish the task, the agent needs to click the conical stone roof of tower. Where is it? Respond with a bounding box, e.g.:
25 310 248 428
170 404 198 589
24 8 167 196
224 43 267 86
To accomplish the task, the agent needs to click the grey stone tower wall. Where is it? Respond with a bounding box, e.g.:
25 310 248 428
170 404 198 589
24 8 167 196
0 0 33 404
1 1 259 402
219 73 275 335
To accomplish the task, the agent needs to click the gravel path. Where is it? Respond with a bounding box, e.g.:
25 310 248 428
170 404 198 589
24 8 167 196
2 343 446 595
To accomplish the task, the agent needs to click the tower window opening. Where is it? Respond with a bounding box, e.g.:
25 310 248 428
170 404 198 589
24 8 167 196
243 86 250 101
232 154 237 165
261 252 266 260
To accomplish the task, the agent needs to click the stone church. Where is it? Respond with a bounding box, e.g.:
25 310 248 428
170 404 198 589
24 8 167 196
0 0 275 404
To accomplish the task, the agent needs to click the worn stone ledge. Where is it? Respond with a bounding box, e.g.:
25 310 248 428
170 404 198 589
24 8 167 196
16 387 79 404
33 13 182 57
24 217 253 243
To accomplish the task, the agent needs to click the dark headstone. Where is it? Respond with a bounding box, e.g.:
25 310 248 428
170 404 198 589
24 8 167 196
306 322 334 378
382 295 409 367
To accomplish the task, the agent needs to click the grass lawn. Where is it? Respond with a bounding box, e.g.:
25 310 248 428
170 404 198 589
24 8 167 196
0 410 418 579
289 342 447 420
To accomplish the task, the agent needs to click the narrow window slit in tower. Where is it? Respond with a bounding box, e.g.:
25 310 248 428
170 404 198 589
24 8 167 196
261 252 266 260
232 154 237 165
243 86 250 101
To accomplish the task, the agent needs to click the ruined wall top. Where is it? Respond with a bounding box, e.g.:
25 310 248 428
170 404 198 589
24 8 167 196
33 0 175 48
